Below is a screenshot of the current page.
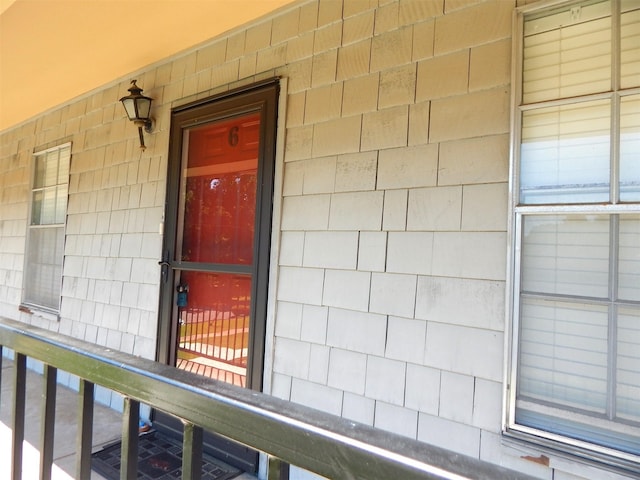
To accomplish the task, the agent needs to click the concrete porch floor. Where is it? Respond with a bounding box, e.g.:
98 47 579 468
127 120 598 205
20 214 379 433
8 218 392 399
0 358 256 479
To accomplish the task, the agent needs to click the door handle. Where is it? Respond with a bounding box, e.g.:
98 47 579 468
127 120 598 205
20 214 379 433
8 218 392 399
158 251 171 283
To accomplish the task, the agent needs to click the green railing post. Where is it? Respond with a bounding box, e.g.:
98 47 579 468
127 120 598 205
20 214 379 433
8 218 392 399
39 365 57 480
183 422 204 480
121 397 140 480
11 353 26 480
76 379 94 480
268 456 290 480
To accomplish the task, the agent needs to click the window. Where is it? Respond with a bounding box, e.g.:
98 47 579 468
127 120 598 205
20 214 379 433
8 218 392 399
23 143 71 313
508 0 639 469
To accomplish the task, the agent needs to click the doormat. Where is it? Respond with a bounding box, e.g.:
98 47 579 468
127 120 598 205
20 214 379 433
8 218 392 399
91 430 242 480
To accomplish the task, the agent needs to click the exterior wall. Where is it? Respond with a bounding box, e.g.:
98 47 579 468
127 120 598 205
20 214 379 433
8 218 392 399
0 1 633 479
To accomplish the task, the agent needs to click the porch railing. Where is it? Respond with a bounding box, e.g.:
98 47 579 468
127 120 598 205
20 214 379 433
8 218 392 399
0 317 538 480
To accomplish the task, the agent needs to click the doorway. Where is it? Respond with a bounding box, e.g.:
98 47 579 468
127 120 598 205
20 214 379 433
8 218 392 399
155 80 279 472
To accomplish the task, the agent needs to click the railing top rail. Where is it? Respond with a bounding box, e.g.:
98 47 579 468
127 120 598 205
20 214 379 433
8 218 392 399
0 317 537 480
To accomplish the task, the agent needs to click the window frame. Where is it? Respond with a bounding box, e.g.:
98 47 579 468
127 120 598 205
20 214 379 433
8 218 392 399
22 142 72 317
505 0 640 472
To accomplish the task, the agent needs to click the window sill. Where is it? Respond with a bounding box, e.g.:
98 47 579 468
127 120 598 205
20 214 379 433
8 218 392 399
19 304 60 322
502 428 640 478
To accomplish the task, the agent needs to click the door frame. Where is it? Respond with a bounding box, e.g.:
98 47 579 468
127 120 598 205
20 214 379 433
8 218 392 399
157 78 280 391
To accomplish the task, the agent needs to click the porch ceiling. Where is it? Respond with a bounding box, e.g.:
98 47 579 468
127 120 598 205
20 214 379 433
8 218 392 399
0 0 296 132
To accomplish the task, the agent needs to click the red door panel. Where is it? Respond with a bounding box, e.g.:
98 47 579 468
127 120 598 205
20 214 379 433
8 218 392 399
176 113 261 387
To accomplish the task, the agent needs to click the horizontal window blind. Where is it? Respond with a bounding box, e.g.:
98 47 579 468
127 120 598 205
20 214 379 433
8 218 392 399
516 213 640 456
621 5 640 89
33 146 69 187
521 215 610 297
520 101 611 204
24 226 65 309
620 95 640 202
513 0 640 462
31 185 68 224
24 143 70 312
523 2 611 104
519 298 608 412
617 308 640 423
619 215 640 301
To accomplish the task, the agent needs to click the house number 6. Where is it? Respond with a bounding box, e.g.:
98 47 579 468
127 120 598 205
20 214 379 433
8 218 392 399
228 126 239 147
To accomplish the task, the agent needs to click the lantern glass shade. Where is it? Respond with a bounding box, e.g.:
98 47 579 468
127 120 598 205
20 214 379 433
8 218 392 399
121 98 138 121
119 80 152 122
121 96 151 121
136 97 152 120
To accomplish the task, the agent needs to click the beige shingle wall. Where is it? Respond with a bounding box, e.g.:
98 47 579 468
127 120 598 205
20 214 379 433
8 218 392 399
273 4 512 466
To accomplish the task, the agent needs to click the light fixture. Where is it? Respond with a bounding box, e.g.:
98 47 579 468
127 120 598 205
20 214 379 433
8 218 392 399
120 80 153 150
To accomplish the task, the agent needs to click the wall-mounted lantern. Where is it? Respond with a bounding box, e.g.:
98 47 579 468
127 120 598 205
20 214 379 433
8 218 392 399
119 80 153 150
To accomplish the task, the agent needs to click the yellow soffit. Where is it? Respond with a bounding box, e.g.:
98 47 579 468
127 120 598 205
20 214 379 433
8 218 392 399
0 0 297 132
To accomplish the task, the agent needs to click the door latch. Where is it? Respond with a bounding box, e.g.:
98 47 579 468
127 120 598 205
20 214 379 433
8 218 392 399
158 251 171 282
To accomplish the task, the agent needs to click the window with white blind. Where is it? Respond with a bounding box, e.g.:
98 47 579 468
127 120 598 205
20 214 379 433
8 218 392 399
23 143 71 314
509 0 640 469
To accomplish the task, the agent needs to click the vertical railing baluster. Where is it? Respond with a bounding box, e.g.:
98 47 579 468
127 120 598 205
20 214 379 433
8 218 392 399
0 346 4 421
40 365 57 480
120 397 139 480
182 422 203 480
76 379 94 480
0 345 3 397
11 353 26 480
268 456 290 480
